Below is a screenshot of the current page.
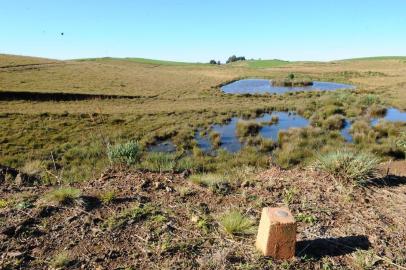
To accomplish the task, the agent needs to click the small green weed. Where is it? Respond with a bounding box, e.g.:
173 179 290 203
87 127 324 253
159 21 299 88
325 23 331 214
44 187 81 205
219 210 254 235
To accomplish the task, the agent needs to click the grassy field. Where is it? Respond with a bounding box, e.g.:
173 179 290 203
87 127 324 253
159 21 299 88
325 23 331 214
1 54 405 182
1 54 406 269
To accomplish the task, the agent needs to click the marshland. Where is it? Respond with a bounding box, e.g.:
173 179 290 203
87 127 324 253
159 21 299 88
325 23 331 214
1 1 406 269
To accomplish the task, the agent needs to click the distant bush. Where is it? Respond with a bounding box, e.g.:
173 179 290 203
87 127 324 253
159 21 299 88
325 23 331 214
107 141 141 166
226 55 246 64
209 59 220 65
312 150 380 185
219 210 254 235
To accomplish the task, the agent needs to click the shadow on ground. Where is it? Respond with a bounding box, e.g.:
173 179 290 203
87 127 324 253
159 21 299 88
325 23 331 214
296 235 370 259
0 90 151 101
368 175 406 187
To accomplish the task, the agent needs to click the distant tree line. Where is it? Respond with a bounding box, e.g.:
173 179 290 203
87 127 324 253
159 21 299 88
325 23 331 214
226 55 246 64
209 59 221 65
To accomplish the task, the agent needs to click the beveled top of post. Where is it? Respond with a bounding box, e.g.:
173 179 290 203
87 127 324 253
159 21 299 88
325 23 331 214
265 207 295 224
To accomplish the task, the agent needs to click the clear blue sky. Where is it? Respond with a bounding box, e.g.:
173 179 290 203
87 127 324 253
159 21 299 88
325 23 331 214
1 0 405 62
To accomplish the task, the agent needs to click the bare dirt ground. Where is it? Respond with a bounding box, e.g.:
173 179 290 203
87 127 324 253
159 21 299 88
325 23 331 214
1 164 405 269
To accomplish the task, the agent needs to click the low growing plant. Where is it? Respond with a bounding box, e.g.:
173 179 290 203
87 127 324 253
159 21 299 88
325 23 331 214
313 150 380 185
99 190 117 204
50 251 72 268
107 141 141 166
140 152 176 172
219 210 254 235
189 173 231 194
44 187 81 205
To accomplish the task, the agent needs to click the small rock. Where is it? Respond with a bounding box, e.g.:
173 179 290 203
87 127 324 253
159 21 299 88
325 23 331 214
165 186 173 193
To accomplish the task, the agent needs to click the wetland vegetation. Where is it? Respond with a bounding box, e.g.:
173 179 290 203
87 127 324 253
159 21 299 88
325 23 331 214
1 54 406 269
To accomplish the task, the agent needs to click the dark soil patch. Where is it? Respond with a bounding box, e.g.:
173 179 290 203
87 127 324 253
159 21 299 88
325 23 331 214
0 91 153 101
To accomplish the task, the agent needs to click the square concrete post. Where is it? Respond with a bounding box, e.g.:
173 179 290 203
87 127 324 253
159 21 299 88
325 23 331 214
256 207 296 259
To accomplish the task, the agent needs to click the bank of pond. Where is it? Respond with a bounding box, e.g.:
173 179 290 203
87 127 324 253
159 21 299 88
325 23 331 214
148 108 406 154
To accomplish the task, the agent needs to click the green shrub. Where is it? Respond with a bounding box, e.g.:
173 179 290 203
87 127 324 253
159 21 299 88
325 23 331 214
107 141 141 165
140 152 176 172
219 210 254 235
44 187 81 204
312 150 380 184
236 120 262 137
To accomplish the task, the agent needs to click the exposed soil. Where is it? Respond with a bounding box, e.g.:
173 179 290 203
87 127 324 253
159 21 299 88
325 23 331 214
1 165 405 269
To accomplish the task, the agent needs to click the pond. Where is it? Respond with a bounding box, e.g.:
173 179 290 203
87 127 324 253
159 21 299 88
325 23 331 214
148 140 177 153
343 108 406 142
196 112 309 153
222 79 355 94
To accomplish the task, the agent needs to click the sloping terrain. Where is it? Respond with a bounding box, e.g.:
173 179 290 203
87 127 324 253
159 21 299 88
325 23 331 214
1 164 405 269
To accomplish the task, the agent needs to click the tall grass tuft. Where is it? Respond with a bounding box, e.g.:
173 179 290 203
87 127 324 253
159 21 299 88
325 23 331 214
397 131 406 158
189 173 231 194
312 150 380 185
140 152 176 172
236 120 262 137
107 141 141 166
44 187 81 205
219 210 254 235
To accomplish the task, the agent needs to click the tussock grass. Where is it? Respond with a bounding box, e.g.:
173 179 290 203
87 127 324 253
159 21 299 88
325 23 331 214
312 150 380 184
21 160 45 176
140 152 176 172
367 104 387 117
219 210 254 235
236 120 262 137
99 190 117 204
50 251 71 268
44 187 81 204
324 114 346 130
190 173 228 187
397 132 406 157
104 203 157 230
107 141 141 166
189 173 231 194
209 131 221 148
